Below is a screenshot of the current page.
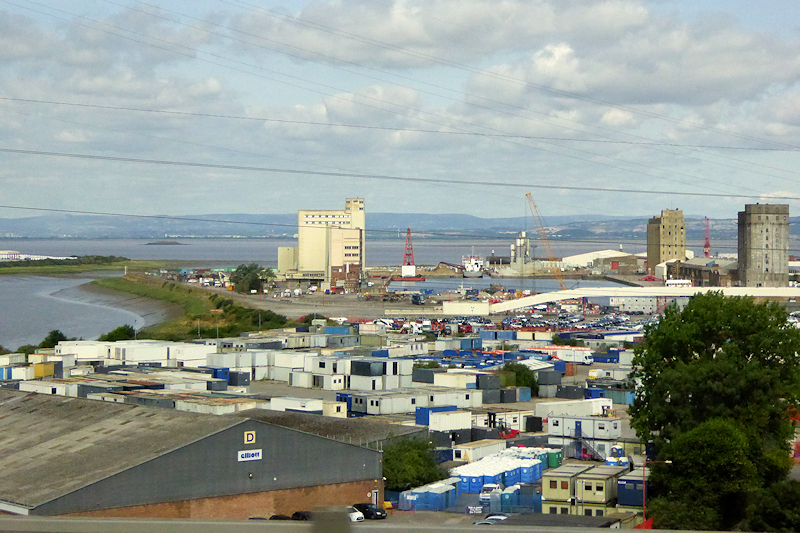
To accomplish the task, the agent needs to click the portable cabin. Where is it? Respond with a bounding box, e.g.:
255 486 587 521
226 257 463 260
574 465 629 504
452 439 508 463
541 463 594 506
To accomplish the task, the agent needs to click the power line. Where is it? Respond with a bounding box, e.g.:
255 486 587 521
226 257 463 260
222 0 800 151
5 96 800 152
2 1 788 196
4 146 800 200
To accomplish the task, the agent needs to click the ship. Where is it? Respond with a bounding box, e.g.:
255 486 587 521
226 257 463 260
462 249 485 278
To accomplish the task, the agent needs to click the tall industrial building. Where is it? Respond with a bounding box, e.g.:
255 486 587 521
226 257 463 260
737 203 789 287
278 198 365 291
646 209 686 273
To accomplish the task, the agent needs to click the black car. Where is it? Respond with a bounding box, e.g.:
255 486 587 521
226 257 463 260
352 503 387 519
291 511 314 521
268 515 293 520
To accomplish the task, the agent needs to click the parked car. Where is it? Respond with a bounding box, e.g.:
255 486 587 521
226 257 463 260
291 511 314 521
352 503 387 519
268 515 292 520
346 506 365 522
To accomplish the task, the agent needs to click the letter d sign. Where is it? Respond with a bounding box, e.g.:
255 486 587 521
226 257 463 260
244 431 256 444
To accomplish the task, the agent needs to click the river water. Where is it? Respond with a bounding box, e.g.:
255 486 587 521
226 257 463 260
0 237 639 350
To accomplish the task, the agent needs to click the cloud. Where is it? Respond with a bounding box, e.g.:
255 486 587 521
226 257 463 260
0 1 799 219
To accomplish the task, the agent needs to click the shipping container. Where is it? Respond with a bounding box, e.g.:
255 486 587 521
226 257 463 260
415 405 457 425
477 373 501 390
537 370 561 386
429 410 472 432
500 388 517 403
482 388 501 404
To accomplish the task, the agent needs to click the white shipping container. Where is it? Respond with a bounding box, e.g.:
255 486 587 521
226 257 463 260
289 371 313 388
11 366 35 381
0 353 25 366
349 374 383 391
207 352 237 368
535 398 613 418
236 352 253 369
250 351 269 367
271 366 294 382
383 375 400 390
429 410 472 432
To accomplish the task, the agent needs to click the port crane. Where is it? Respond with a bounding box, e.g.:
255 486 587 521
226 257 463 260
526 193 566 290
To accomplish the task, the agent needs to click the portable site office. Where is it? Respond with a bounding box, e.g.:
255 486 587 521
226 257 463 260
541 463 594 504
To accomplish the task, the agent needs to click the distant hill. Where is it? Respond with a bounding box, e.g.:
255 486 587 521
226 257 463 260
0 212 775 241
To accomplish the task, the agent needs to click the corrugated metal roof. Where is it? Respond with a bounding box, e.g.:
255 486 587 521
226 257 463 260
233 408 424 444
0 389 241 509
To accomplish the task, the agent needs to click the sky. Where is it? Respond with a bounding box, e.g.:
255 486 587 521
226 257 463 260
2 0 800 222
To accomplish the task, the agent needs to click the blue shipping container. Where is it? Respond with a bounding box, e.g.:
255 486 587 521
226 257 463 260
585 387 605 399
443 349 458 356
518 387 532 402
552 360 567 373
325 326 350 335
480 330 497 340
371 350 390 357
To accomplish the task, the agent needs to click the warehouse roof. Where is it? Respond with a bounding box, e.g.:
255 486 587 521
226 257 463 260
233 408 424 444
0 389 241 509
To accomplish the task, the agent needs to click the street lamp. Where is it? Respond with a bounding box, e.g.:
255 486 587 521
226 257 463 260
642 460 672 522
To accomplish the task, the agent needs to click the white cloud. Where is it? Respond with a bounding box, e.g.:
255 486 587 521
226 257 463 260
0 0 798 218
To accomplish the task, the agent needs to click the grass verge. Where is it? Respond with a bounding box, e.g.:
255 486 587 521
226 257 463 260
0 260 177 276
92 275 290 341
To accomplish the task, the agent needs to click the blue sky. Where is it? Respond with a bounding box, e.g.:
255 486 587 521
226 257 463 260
2 0 800 222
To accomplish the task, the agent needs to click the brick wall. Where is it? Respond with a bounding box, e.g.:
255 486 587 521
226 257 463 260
61 479 383 519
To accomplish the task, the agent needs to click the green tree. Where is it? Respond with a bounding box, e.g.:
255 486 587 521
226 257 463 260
0 345 9 355
504 362 538 395
16 345 37 355
382 438 447 491
230 263 264 294
648 418 758 530
98 325 136 342
551 336 584 346
39 329 70 349
742 479 800 532
630 292 800 529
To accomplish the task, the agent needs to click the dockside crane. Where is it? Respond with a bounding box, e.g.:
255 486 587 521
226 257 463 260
525 193 566 290
704 217 711 257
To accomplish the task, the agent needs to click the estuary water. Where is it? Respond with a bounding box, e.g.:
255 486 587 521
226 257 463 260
0 237 648 267
0 237 640 350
